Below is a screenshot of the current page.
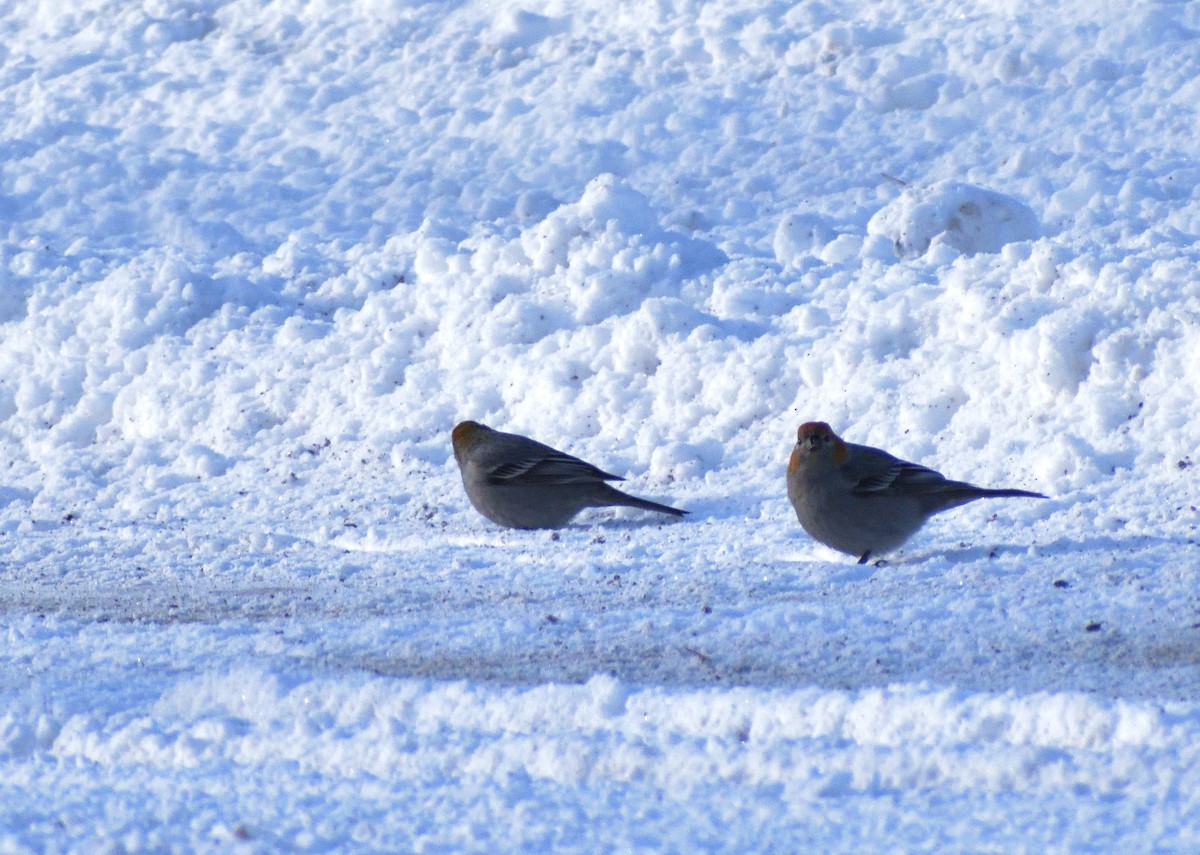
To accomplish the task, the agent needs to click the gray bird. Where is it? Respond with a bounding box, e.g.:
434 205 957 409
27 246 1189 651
787 421 1046 563
452 420 688 529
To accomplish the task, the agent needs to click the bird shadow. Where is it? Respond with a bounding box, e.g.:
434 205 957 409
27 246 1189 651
874 542 1033 567
580 513 692 532
921 532 1194 565
772 531 1194 582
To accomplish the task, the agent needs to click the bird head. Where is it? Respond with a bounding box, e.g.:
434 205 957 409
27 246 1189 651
451 420 490 462
789 421 848 472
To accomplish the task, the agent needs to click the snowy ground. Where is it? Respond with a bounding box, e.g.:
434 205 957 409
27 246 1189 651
2 0 1199 850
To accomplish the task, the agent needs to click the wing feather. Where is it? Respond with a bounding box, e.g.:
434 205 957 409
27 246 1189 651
844 446 948 496
487 451 620 485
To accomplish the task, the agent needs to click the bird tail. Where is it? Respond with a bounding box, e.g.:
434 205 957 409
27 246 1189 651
606 486 688 518
972 487 1047 500
925 484 1047 514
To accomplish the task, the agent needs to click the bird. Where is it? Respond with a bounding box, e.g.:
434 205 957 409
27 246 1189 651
451 420 688 529
786 421 1046 563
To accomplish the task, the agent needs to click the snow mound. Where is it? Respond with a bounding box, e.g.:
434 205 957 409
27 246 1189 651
772 213 839 267
869 181 1040 260
521 174 729 323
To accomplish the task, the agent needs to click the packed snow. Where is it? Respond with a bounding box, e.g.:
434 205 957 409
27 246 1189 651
2 0 1199 850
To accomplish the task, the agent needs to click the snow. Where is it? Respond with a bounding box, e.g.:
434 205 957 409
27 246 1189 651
1 0 1198 850
865 180 1040 259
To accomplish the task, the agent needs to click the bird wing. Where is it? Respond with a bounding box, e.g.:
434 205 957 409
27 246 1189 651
844 446 948 496
487 450 621 485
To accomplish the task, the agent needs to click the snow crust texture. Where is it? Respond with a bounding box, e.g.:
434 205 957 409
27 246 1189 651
1 0 1199 850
